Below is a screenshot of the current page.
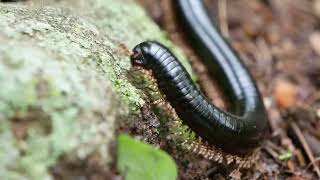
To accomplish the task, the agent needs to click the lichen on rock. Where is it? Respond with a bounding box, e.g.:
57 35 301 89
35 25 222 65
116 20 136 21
0 0 194 179
0 31 120 179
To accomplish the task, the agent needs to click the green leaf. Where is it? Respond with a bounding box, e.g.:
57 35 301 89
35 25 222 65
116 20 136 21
278 151 293 161
117 134 177 180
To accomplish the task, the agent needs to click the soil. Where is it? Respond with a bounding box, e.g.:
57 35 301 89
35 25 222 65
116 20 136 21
128 0 320 179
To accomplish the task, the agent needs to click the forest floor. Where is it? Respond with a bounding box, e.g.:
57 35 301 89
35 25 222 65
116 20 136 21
131 0 320 179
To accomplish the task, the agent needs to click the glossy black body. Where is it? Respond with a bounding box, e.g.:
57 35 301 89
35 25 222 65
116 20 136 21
131 0 268 154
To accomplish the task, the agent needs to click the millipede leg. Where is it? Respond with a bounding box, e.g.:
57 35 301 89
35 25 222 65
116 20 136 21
152 98 166 107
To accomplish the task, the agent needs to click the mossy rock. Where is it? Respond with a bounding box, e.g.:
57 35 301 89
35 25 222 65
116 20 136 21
0 0 192 179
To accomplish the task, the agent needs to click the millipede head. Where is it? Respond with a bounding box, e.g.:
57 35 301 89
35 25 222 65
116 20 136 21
131 41 154 67
131 44 145 66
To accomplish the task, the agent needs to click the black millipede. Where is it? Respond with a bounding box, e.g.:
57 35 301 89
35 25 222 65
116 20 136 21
130 0 268 165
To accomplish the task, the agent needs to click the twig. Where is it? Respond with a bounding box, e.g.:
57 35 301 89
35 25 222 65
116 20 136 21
290 122 320 178
296 149 306 166
263 142 282 164
266 140 285 152
307 157 320 170
218 0 229 38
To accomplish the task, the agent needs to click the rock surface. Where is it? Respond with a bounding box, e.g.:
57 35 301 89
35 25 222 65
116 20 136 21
0 0 191 179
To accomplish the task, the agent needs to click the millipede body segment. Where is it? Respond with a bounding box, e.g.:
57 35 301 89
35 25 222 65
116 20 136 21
131 42 267 155
130 0 268 157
